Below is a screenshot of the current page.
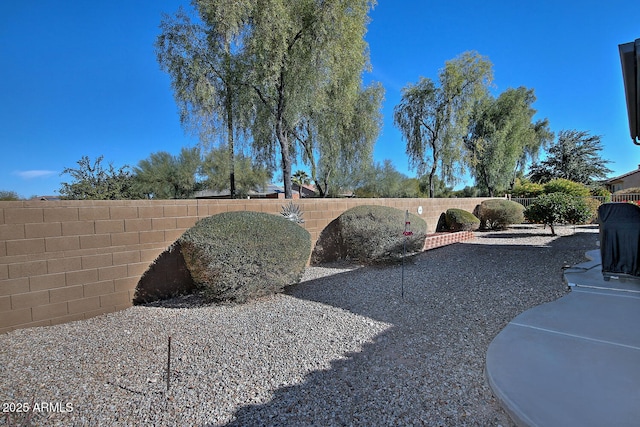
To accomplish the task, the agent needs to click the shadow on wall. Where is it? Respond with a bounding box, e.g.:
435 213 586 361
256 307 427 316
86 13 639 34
133 242 195 305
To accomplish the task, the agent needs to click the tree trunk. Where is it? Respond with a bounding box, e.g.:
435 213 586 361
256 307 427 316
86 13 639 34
223 41 236 199
275 69 292 199
276 120 293 199
428 167 437 198
227 107 236 199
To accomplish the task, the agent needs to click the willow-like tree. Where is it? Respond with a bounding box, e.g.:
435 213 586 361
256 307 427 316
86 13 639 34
394 51 493 197
464 87 553 196
247 0 378 198
300 82 384 197
157 0 378 199
156 2 253 198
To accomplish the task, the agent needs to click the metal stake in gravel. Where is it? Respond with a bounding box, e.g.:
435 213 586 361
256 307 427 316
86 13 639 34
402 210 413 300
166 336 171 391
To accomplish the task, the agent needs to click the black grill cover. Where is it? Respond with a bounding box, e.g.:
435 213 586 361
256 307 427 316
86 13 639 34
599 202 640 277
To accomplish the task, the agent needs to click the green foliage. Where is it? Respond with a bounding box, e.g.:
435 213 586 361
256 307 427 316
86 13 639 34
584 197 602 224
528 130 612 185
353 160 420 198
134 147 201 199
443 208 480 231
543 178 590 197
303 82 385 197
156 4 254 197
589 186 611 201
465 87 552 196
451 185 480 198
292 170 311 197
59 155 139 200
524 192 592 235
0 190 20 201
200 145 272 198
179 211 311 303
312 205 427 264
512 181 544 198
158 0 380 199
394 51 494 197
477 199 525 230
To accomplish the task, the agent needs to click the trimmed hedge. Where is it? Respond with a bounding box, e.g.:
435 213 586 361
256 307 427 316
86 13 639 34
543 178 590 197
179 211 311 303
477 199 524 230
443 208 480 231
512 181 544 198
312 205 427 264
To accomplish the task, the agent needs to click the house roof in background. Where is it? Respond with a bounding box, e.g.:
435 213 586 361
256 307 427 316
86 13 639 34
604 165 640 183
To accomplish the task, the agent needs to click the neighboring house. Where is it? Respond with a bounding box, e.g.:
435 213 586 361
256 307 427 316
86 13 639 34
194 184 287 199
293 183 317 198
31 195 62 201
603 165 640 193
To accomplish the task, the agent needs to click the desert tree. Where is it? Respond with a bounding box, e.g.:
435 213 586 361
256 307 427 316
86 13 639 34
59 156 138 200
246 0 378 198
528 130 612 185
0 190 21 201
464 87 553 196
394 51 493 197
134 147 201 199
156 1 254 198
300 82 384 197
200 145 272 198
158 0 379 199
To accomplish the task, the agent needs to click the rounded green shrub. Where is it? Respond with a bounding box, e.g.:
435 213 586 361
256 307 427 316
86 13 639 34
443 208 480 231
179 211 311 303
543 178 590 197
477 199 525 230
511 181 544 198
590 186 611 200
524 192 592 235
312 205 427 264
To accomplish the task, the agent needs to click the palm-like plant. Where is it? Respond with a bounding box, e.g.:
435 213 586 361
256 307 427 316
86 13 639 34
292 170 310 198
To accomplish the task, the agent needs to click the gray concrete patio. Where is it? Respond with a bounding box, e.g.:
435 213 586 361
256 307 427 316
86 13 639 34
486 249 640 427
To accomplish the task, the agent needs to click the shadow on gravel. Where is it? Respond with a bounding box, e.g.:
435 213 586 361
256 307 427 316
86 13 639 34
478 232 555 239
219 228 598 426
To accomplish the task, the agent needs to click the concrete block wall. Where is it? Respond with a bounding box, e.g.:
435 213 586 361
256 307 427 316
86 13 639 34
0 197 490 333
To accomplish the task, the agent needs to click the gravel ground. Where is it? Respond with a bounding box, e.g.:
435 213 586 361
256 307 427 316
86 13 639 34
0 224 599 426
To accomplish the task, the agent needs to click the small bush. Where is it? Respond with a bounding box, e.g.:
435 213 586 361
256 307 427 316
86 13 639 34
543 178 590 197
443 208 480 231
179 211 311 303
477 199 525 230
590 186 611 201
312 205 427 264
524 192 592 235
584 197 602 223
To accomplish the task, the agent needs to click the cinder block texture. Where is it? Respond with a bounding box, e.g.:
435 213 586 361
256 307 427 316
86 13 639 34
0 198 489 333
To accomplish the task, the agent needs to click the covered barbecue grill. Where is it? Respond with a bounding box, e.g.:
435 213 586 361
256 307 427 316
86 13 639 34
598 202 640 280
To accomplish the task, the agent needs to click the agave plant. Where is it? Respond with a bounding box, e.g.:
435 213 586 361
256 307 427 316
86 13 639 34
281 201 305 223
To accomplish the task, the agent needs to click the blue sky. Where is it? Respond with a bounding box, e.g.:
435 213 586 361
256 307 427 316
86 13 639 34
1 1 639 198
